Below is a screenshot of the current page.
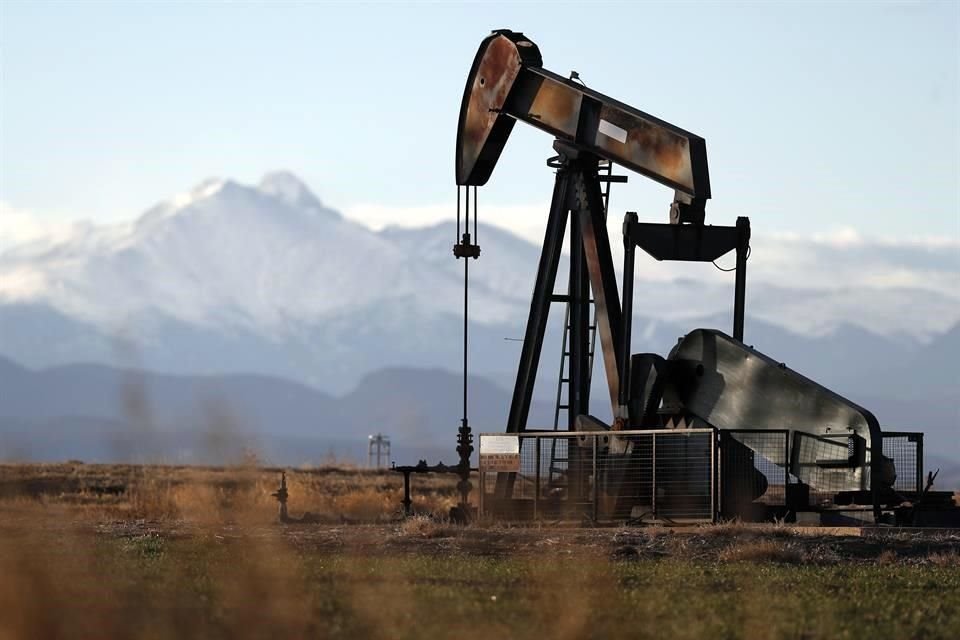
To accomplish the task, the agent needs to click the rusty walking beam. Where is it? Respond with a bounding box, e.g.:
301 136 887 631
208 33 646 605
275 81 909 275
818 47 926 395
456 29 710 222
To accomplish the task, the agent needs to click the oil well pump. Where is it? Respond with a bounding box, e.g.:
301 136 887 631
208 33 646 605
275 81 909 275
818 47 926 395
451 29 957 527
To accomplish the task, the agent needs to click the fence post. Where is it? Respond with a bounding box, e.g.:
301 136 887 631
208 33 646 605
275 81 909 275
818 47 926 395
916 434 924 494
478 435 484 518
592 434 598 522
534 435 541 520
784 430 790 499
652 433 657 519
712 430 718 521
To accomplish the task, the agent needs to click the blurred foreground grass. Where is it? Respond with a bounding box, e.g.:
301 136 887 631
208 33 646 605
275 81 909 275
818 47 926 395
0 463 957 640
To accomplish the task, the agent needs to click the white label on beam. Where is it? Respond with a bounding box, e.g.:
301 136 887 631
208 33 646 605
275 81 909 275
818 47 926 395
598 119 628 144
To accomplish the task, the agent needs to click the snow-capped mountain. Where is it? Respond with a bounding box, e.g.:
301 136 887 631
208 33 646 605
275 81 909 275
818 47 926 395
1 171 958 396
0 171 957 463
0 172 518 334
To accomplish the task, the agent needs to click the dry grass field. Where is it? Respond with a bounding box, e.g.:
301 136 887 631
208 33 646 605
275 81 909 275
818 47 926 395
0 462 958 640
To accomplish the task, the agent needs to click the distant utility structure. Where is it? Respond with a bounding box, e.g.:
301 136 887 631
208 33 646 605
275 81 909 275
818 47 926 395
367 433 391 469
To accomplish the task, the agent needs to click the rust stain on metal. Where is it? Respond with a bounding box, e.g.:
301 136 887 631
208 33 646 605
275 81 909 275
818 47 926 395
459 36 521 183
627 120 691 184
579 208 621 412
528 76 582 137
596 105 693 191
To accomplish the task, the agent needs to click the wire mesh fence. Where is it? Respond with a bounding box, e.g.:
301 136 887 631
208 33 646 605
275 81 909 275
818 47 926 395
479 429 717 523
478 427 919 521
720 430 789 519
791 432 869 507
881 432 923 493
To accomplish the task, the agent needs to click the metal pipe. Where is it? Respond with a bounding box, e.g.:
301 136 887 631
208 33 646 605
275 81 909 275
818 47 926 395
569 206 588 429
457 238 472 509
402 471 412 516
463 251 468 426
455 188 475 508
733 216 750 341
618 213 638 413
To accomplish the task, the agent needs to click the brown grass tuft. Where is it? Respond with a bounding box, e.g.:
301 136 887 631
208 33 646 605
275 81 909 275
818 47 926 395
928 551 960 567
700 520 797 539
718 539 804 564
127 474 180 520
397 515 453 539
335 487 400 521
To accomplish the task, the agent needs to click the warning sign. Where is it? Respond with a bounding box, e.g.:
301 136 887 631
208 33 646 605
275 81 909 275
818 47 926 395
480 435 520 472
481 453 520 472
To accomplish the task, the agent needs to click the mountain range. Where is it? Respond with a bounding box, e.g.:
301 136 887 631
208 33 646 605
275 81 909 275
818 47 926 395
0 171 957 480
0 354 552 466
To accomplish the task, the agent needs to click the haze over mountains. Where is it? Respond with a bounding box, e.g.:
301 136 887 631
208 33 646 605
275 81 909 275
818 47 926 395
0 172 957 473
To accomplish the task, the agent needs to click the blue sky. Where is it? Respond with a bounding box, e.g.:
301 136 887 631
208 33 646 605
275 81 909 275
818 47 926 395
1 1 957 243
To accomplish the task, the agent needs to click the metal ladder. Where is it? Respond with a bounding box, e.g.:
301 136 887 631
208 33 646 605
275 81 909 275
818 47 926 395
548 160 615 487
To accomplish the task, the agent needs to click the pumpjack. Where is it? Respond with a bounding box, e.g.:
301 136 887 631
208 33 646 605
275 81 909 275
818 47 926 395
452 29 957 526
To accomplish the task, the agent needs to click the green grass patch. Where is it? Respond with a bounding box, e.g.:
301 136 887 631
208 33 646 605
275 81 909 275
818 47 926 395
70 535 959 640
